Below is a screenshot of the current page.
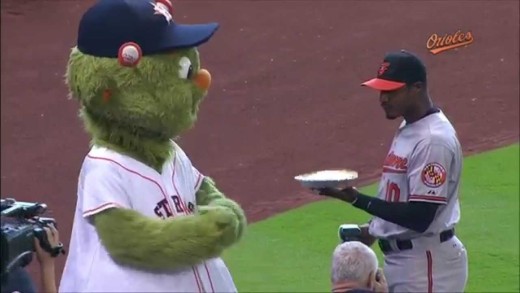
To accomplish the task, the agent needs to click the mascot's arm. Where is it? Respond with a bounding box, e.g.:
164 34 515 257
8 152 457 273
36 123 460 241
196 177 247 241
92 205 238 271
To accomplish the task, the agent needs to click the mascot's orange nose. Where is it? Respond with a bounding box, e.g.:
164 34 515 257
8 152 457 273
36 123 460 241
194 69 211 91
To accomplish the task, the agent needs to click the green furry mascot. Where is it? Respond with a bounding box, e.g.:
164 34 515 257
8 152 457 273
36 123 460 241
59 0 246 292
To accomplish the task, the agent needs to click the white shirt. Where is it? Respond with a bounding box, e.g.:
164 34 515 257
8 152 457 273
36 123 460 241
59 142 237 293
369 111 463 240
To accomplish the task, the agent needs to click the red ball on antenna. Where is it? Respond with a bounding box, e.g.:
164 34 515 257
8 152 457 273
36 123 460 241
118 42 142 67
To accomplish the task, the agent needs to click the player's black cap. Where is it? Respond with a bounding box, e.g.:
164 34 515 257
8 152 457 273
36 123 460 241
76 0 219 58
361 50 427 91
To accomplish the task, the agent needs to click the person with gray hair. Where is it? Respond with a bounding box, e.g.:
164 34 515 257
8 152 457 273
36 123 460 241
331 241 388 293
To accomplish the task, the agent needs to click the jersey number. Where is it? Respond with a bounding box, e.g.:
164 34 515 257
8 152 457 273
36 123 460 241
385 180 401 202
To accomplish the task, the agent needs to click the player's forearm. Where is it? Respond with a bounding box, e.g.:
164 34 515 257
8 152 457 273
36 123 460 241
352 193 438 233
93 208 227 270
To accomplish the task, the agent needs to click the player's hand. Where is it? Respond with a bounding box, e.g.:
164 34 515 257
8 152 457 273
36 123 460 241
34 224 60 266
312 186 359 203
359 223 377 247
373 268 389 293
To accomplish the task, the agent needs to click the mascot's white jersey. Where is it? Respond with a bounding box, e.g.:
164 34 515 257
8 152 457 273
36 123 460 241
59 142 237 293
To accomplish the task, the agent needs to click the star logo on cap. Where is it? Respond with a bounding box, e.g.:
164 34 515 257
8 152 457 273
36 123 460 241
377 62 390 76
150 0 174 23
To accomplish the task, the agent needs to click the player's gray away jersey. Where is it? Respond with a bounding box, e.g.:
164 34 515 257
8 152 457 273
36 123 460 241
369 111 463 240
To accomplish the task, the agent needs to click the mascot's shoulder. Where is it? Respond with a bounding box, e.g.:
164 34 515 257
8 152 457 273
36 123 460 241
86 145 127 161
170 139 196 168
81 142 197 174
83 145 147 172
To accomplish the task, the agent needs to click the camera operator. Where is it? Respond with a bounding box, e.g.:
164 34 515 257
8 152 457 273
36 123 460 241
1 225 61 293
331 241 388 293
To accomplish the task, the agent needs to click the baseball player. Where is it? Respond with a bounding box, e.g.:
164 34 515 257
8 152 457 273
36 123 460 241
316 50 468 293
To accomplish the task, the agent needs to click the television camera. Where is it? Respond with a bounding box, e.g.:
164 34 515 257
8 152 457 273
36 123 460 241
1 197 65 282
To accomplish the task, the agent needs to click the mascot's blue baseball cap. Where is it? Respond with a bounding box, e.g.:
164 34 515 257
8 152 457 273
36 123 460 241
76 0 219 58
361 50 427 91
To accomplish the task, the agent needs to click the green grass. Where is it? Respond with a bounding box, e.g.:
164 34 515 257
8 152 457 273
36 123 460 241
222 143 519 292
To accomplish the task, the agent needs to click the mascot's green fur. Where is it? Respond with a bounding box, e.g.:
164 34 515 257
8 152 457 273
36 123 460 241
60 0 246 288
67 25 247 268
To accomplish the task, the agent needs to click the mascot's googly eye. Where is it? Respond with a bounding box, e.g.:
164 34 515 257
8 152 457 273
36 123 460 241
178 56 193 79
118 42 142 67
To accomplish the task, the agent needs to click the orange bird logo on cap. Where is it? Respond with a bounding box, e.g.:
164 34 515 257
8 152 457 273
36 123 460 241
377 62 390 76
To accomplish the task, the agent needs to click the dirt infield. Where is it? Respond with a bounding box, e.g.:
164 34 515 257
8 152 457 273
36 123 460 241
1 0 518 287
